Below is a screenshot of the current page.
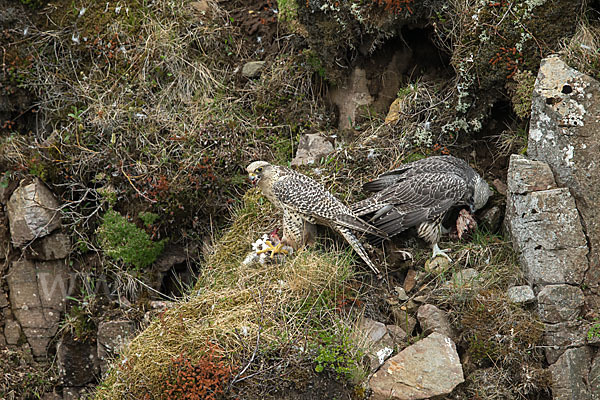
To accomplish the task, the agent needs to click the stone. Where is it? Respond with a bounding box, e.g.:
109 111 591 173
329 67 373 130
448 268 479 288
543 321 588 364
358 317 395 371
242 61 265 79
291 133 334 167
528 55 600 294
506 154 557 195
417 304 457 341
0 208 10 259
24 232 70 260
7 179 61 247
505 156 588 286
57 333 99 386
391 307 416 335
386 325 407 343
480 205 502 232
4 319 22 345
590 352 600 398
97 320 136 374
190 0 210 15
394 286 408 301
403 269 417 292
424 256 451 275
549 346 593 400
537 285 584 323
7 259 70 357
370 333 464 400
507 285 536 304
492 178 507 196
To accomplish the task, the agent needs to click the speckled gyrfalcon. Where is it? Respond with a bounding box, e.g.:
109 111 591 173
246 160 387 276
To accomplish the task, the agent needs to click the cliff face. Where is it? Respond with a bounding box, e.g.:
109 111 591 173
0 0 597 399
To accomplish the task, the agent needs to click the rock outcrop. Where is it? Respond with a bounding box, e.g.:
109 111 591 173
291 133 334 166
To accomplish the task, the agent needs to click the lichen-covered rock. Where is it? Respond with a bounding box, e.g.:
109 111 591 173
329 67 373 130
369 332 464 400
97 320 136 374
549 346 593 400
537 285 584 324
7 179 61 248
6 259 69 357
505 155 588 287
528 55 600 297
291 133 334 166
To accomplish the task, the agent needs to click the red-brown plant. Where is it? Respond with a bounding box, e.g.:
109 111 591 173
162 344 234 400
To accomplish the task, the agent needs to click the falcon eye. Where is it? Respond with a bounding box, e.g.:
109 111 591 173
256 167 263 172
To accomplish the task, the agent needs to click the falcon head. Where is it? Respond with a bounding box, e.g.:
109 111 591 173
473 175 492 211
246 160 273 185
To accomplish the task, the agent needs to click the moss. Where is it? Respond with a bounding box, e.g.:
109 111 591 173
96 209 166 269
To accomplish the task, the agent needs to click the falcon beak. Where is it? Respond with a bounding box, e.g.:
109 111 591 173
248 173 259 185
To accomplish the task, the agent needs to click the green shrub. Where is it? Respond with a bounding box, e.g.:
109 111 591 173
97 209 166 269
313 326 364 381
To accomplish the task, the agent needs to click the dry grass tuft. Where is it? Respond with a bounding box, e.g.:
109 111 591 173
95 189 361 398
560 18 600 80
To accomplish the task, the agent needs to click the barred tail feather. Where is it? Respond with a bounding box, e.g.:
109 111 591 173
337 226 381 276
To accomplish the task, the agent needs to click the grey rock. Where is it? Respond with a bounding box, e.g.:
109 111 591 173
358 317 395 371
550 346 592 400
528 55 600 290
242 61 265 78
479 205 502 232
57 334 99 386
97 320 136 374
505 156 588 286
591 352 600 399
370 333 464 400
4 319 22 345
24 232 70 260
537 285 584 323
395 286 409 301
544 321 588 364
391 307 417 335
417 304 457 341
506 154 557 195
7 179 61 247
448 268 479 288
7 259 70 357
291 134 334 167
329 67 373 130
507 285 536 304
386 325 407 343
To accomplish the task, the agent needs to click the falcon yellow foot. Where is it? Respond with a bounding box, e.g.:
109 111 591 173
256 240 289 258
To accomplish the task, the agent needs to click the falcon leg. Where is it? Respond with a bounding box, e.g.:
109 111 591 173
431 243 452 261
256 240 289 258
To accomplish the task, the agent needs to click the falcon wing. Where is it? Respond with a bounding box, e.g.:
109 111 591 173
354 172 469 237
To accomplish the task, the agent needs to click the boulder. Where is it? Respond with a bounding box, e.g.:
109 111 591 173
7 179 61 247
6 259 70 357
507 285 536 304
505 156 588 286
357 317 395 371
97 320 136 374
370 333 464 400
537 285 584 323
528 55 600 294
241 61 265 78
549 346 593 400
417 304 457 341
57 333 99 386
291 134 334 166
